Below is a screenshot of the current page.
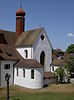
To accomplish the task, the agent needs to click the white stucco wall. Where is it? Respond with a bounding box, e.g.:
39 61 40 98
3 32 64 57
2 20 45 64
33 30 52 72
1 61 16 87
16 29 52 72
16 46 33 59
14 67 43 89
51 66 59 73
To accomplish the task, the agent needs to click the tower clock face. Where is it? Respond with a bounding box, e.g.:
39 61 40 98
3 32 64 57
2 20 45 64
41 35 45 40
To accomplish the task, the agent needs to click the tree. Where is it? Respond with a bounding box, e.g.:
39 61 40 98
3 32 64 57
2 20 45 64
66 44 74 53
55 67 64 83
66 57 74 78
52 49 64 59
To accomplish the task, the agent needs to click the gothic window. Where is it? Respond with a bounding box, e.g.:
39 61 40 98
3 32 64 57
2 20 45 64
31 70 34 79
23 69 25 78
24 50 28 58
40 51 45 66
4 64 10 69
17 68 18 76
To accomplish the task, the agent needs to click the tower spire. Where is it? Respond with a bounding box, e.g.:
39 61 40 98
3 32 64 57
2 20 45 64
20 0 22 8
16 0 25 36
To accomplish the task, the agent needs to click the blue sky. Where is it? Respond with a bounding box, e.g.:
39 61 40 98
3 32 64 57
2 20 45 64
0 0 74 51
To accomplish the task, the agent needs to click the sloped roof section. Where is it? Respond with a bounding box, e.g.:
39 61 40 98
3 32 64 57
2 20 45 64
0 29 18 45
0 44 22 61
15 28 43 47
51 59 65 66
15 59 43 68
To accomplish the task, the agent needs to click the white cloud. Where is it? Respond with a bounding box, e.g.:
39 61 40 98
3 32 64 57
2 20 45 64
67 33 74 37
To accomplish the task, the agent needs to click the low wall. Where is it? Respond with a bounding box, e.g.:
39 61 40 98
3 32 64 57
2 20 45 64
44 78 56 85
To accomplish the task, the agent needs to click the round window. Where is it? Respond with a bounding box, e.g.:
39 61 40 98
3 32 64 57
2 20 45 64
41 35 45 40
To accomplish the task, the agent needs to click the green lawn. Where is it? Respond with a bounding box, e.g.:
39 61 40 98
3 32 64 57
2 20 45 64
1 84 74 100
2 92 74 100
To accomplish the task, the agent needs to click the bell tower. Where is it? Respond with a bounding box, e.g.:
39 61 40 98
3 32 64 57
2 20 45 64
16 5 25 36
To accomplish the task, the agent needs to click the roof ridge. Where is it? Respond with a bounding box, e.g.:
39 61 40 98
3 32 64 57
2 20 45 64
23 27 44 33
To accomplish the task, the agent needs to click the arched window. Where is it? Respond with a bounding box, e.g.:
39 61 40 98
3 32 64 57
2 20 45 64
17 68 18 76
31 70 34 79
40 51 45 66
24 50 28 58
23 69 25 78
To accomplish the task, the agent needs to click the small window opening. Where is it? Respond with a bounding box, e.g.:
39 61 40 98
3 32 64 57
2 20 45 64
31 70 34 79
4 64 10 69
17 68 18 76
23 69 25 78
6 52 12 57
24 50 28 58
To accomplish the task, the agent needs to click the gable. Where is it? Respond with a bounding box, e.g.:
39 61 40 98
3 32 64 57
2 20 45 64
33 28 52 50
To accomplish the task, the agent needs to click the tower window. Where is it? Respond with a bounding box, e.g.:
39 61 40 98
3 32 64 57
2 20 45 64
31 70 34 79
23 69 25 78
17 25 19 30
4 64 10 69
24 50 28 58
17 19 19 22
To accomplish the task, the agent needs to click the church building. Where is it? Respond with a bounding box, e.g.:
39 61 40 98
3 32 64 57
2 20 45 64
0 6 54 89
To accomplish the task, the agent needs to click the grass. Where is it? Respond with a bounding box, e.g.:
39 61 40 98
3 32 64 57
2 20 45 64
2 92 74 100
1 83 74 100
